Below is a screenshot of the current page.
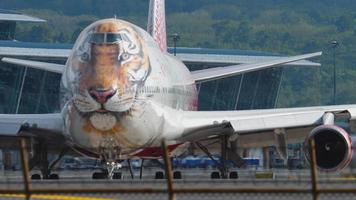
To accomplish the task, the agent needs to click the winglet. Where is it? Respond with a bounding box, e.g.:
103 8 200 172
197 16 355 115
147 0 167 52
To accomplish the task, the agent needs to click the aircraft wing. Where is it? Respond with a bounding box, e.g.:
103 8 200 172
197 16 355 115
1 52 321 81
1 57 65 74
0 113 66 151
191 52 322 83
177 104 356 148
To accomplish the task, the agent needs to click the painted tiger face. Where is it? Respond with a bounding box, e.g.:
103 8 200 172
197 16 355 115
70 20 150 131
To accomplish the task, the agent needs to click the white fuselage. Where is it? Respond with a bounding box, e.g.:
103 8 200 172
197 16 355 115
60 19 197 158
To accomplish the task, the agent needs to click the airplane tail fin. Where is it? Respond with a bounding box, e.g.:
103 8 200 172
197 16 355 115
147 0 167 52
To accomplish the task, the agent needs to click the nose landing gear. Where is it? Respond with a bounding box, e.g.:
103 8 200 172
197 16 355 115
92 161 122 179
92 138 123 179
106 161 122 179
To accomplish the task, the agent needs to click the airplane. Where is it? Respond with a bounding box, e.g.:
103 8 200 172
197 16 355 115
0 0 354 179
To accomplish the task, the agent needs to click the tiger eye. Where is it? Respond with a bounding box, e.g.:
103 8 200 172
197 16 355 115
122 53 130 60
81 53 89 61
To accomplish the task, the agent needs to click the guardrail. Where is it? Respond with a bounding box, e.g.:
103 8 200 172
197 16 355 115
2 138 356 200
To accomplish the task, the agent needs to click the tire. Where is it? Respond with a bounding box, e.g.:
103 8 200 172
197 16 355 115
31 174 41 180
92 172 106 179
155 171 164 179
211 171 220 179
49 174 59 179
113 172 122 179
229 171 238 179
173 171 182 179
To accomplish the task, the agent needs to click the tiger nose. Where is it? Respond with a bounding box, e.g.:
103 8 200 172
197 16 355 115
89 88 117 104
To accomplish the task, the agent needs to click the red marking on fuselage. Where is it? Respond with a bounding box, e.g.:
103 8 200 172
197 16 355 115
134 143 181 157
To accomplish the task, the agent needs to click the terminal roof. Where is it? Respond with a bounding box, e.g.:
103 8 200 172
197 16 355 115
0 9 45 23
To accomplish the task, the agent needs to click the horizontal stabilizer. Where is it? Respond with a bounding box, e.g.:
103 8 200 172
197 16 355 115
1 57 64 74
191 51 322 84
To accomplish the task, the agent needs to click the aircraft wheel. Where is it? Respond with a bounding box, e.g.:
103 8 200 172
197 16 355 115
112 172 122 179
92 172 107 179
155 171 164 179
211 171 220 179
49 174 59 180
173 171 182 179
229 171 238 179
31 174 41 180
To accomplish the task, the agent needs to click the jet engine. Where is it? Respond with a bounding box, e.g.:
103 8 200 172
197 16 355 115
305 125 353 171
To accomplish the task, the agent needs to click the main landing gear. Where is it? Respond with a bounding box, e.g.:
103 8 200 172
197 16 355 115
195 135 245 179
29 139 66 180
153 170 182 180
148 159 182 180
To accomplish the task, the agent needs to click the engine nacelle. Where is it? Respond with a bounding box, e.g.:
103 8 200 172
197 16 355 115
305 125 353 171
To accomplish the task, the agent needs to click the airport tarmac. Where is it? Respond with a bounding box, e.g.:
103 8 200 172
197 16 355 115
0 169 354 200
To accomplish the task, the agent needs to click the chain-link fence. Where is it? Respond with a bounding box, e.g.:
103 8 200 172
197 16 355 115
0 139 355 200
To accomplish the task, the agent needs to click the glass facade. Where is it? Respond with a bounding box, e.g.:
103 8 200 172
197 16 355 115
193 66 283 111
0 62 62 114
0 21 15 40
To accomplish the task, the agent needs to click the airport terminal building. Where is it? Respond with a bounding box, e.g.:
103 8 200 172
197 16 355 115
0 10 319 169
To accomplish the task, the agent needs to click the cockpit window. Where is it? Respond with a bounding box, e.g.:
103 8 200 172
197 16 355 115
106 33 122 43
89 33 122 44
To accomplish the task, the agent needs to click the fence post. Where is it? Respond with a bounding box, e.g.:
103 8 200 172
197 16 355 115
309 139 320 200
19 138 32 200
161 139 176 200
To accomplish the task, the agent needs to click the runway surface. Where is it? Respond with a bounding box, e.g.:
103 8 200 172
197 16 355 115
0 169 355 200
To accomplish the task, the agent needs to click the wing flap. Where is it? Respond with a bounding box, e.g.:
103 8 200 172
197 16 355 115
234 127 312 148
0 113 77 154
229 110 322 133
0 121 22 135
191 52 322 83
1 57 64 74
0 113 63 136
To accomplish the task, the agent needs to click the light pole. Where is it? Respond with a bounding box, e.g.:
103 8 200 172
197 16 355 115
172 33 180 56
331 40 339 105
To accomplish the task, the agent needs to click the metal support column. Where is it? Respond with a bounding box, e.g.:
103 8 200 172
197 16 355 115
221 135 228 179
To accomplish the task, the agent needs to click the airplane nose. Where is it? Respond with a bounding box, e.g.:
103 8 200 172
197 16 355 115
89 88 117 104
